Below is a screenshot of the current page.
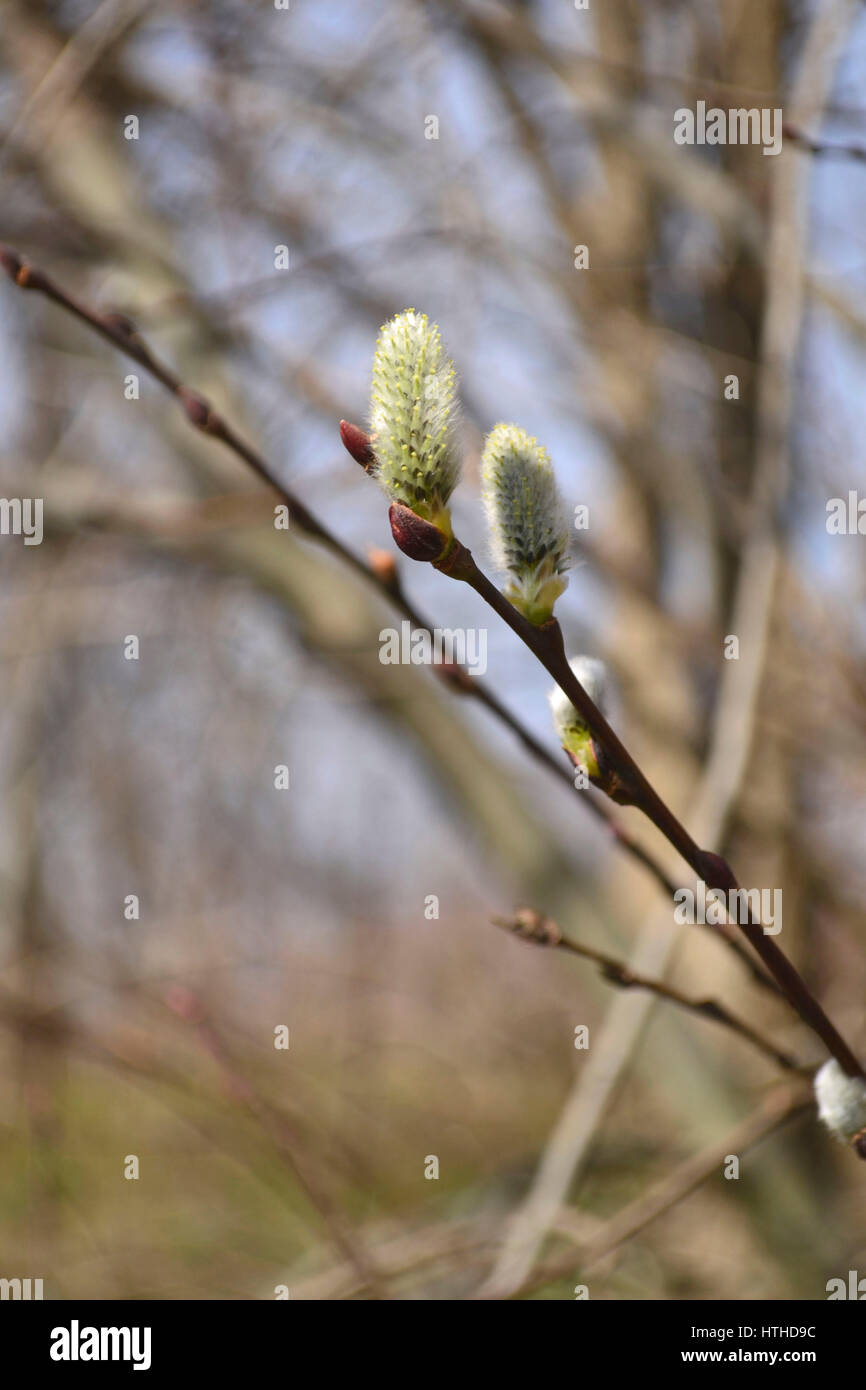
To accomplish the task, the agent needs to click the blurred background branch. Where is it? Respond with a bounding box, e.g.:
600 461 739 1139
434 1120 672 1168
1 0 865 1300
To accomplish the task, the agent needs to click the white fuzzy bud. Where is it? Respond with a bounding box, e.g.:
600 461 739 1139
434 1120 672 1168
480 423 570 623
548 656 607 739
548 656 609 780
814 1058 866 1144
369 310 460 533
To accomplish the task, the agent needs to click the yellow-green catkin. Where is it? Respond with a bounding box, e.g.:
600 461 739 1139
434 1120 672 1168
370 310 460 536
481 423 570 623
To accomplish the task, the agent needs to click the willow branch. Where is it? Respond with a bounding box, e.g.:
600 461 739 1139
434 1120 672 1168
0 242 772 998
783 122 866 163
493 909 801 1073
421 531 863 1082
164 986 389 1300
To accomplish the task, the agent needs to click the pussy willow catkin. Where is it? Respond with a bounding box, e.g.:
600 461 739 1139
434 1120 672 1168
814 1058 866 1145
480 422 570 624
370 309 460 534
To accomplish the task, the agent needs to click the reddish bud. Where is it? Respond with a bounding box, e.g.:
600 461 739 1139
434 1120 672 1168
0 245 23 282
340 419 376 470
367 546 399 591
436 661 475 694
164 984 205 1023
178 387 216 432
697 850 738 893
388 503 449 563
102 311 139 340
0 246 45 290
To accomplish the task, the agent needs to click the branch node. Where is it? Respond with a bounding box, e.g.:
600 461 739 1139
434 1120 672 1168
388 502 451 563
178 387 220 434
496 908 562 948
0 245 45 291
102 311 140 341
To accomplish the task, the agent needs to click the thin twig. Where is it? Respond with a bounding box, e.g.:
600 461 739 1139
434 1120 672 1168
164 985 389 1300
495 1080 812 1300
783 122 866 163
493 909 801 1072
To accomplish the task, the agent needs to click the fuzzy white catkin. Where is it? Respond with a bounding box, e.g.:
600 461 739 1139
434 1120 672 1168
480 423 570 619
814 1058 866 1142
548 656 609 744
369 310 460 524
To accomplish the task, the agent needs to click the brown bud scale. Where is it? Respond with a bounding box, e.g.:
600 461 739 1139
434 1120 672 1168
340 419 376 470
388 502 449 563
